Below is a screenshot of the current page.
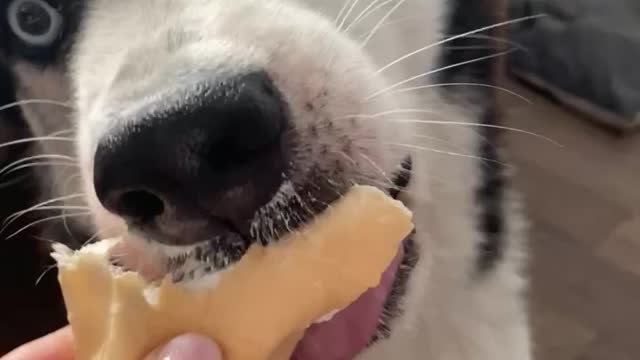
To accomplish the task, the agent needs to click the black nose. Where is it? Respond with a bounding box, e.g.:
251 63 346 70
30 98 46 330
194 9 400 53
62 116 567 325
93 72 289 245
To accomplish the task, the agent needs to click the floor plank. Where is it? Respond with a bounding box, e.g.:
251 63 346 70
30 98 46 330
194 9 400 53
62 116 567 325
501 80 640 360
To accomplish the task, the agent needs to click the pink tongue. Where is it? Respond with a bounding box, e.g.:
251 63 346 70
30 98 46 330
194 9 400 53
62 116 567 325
291 248 403 360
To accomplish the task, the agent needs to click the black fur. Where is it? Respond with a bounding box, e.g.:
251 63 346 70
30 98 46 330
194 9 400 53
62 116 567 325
437 0 502 86
476 109 506 272
0 63 20 120
389 155 412 199
0 0 86 66
438 0 507 273
0 61 27 163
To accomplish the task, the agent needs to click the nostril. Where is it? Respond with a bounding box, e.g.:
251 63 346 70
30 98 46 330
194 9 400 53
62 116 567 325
116 190 165 222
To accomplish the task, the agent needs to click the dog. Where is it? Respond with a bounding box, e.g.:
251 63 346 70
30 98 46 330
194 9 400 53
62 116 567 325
0 0 532 358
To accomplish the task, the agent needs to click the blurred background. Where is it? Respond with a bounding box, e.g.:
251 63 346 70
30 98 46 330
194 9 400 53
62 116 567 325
0 0 638 359
503 1 640 359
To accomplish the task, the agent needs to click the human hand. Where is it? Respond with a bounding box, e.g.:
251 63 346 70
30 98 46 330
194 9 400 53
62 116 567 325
1 326 223 360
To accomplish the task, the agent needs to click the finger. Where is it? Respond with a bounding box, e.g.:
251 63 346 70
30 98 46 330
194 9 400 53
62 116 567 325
143 334 223 360
1 327 74 360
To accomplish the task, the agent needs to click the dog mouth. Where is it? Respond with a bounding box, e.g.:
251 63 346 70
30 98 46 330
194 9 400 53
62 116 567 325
132 241 408 360
123 234 410 360
133 237 407 360
291 242 407 360
116 158 414 360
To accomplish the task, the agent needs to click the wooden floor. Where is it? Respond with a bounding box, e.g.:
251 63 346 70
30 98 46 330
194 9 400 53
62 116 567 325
500 81 640 360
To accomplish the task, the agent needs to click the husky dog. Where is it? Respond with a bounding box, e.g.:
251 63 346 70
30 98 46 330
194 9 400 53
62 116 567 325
0 0 531 359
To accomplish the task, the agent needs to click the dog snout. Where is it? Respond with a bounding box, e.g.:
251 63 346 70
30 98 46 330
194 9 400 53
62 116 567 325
93 71 289 245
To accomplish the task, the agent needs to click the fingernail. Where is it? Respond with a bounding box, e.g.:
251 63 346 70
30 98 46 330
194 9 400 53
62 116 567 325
155 334 222 360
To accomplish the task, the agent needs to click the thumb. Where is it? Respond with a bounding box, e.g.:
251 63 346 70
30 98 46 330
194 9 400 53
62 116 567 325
144 334 223 360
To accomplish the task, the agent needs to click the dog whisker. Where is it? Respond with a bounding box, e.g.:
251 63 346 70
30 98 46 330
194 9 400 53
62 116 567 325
385 142 508 166
368 12 422 33
358 152 394 184
0 173 31 189
0 99 72 113
441 33 530 53
368 49 516 99
82 225 122 248
35 264 59 287
60 174 83 204
385 83 533 103
339 142 503 197
361 0 408 47
48 172 86 244
337 0 362 31
344 0 394 34
3 212 93 240
388 118 562 146
0 136 74 151
0 161 80 179
348 167 468 200
3 193 87 227
410 133 480 154
334 106 558 146
48 128 76 137
0 154 78 177
373 14 545 74
337 108 441 121
30 234 60 245
335 0 357 26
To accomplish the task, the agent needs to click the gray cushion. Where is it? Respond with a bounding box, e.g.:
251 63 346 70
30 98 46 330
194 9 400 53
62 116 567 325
509 0 640 128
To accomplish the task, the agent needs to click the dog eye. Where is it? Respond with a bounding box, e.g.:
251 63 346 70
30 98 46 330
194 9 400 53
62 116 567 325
7 0 63 47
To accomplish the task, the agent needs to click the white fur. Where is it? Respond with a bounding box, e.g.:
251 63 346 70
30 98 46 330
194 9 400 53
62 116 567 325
9 0 531 358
